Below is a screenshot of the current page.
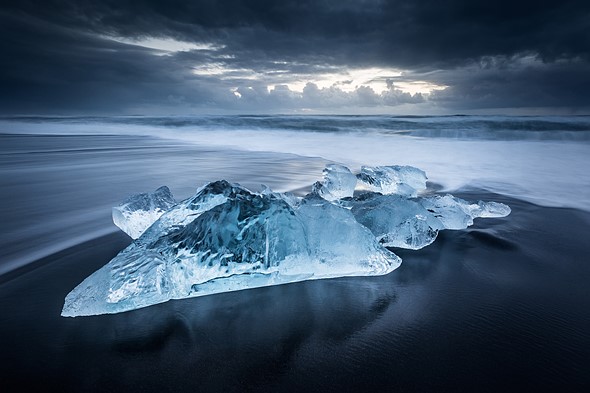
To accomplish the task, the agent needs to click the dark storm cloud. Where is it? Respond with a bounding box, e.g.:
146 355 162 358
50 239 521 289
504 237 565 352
1 0 589 113
0 11 202 113
429 56 590 110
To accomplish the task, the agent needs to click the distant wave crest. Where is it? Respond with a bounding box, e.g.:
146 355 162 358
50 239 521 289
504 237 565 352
2 115 590 141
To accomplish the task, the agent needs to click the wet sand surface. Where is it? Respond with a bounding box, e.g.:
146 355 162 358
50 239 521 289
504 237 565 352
1 191 589 392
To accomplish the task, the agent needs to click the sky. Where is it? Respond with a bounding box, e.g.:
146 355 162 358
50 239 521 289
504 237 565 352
1 0 589 115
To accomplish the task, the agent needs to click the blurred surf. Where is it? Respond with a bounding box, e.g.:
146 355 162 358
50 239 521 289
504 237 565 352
1 115 589 276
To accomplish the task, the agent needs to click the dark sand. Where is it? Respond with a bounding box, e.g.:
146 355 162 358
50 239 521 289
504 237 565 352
1 191 589 392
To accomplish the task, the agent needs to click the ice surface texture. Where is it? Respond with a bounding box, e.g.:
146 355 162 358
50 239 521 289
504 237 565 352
63 164 509 317
347 193 510 250
112 186 176 239
357 165 427 197
312 164 357 201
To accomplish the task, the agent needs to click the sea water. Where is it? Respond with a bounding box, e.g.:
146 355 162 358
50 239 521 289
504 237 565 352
1 115 589 275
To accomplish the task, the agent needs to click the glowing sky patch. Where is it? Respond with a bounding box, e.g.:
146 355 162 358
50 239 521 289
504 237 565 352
393 81 447 95
273 68 446 95
192 63 256 78
191 61 445 97
107 36 222 54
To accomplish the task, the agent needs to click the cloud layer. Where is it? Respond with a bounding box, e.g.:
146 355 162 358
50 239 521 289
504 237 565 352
1 0 589 114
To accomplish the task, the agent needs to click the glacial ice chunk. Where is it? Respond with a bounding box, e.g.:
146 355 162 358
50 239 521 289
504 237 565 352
112 186 176 239
348 193 511 250
348 193 444 249
312 164 357 201
357 165 427 197
62 183 400 316
63 163 511 317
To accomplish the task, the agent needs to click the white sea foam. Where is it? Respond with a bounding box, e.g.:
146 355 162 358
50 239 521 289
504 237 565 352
2 115 589 213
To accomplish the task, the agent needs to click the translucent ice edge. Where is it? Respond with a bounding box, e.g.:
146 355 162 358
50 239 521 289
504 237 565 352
62 164 510 317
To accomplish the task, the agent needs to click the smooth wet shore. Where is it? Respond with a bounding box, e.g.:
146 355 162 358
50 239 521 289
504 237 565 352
1 192 589 392
0 133 327 275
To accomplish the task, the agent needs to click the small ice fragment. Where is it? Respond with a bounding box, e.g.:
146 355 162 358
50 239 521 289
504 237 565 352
313 164 357 201
473 201 512 218
419 194 476 230
419 195 511 229
357 165 427 197
112 186 176 239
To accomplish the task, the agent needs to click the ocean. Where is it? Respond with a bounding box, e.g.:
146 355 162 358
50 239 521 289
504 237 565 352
0 115 589 391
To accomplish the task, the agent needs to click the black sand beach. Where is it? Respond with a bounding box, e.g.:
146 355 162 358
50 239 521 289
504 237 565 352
1 191 589 392
1 121 589 392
